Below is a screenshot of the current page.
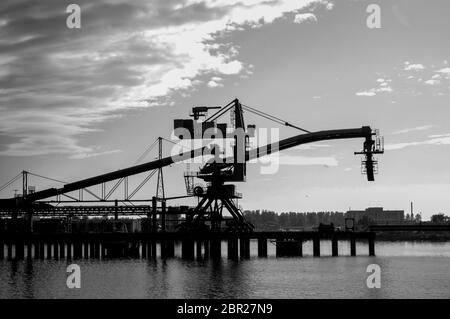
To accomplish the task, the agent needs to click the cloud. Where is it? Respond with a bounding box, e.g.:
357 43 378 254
361 61 450 98
356 91 376 97
275 154 339 166
207 80 222 88
355 77 393 97
392 125 434 135
293 13 317 24
292 143 332 151
404 62 425 71
0 0 328 158
437 67 450 78
385 134 450 150
424 79 440 86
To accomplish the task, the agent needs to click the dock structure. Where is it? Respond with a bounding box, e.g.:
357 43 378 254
0 231 375 260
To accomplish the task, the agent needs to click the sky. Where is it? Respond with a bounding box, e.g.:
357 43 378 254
1 0 450 220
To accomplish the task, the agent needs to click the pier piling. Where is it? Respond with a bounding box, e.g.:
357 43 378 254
331 236 338 257
100 242 106 259
0 240 4 260
350 236 356 256
46 242 52 259
83 241 88 259
94 241 100 258
54 241 59 259
34 241 39 259
203 240 209 259
74 241 82 259
257 238 267 257
162 240 175 258
16 240 24 259
67 242 72 259
239 238 250 259
141 241 147 258
227 238 238 259
7 241 12 260
210 239 221 259
182 239 194 259
39 241 45 259
369 236 375 256
196 241 202 259
59 242 65 259
313 237 320 257
27 241 33 259
150 241 157 258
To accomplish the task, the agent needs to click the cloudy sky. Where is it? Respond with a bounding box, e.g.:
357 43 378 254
1 0 450 219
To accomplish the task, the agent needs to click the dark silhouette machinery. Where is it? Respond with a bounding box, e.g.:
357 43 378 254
0 98 384 233
173 99 383 232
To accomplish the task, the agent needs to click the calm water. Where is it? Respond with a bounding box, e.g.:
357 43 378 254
1 241 449 299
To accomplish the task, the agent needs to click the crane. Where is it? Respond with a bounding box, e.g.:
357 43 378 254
0 98 384 233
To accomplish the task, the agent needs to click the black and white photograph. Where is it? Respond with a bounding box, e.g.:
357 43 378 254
0 0 449 306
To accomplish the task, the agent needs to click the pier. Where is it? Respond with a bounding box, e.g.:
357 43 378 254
0 231 375 260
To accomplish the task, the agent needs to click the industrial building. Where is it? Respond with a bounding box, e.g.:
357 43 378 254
345 207 404 225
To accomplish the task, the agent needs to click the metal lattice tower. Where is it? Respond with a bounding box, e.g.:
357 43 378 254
156 137 165 199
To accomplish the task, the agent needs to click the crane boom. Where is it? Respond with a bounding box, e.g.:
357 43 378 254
0 126 377 207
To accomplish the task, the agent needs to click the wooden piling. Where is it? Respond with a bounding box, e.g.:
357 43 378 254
167 239 175 258
203 240 209 259
313 236 320 257
67 241 72 259
161 240 174 258
74 241 83 259
39 241 45 259
195 241 202 259
16 240 24 260
83 241 89 259
369 236 375 256
257 238 267 257
89 241 95 258
331 236 338 257
350 236 356 256
240 238 250 258
100 242 106 259
26 241 32 259
227 238 238 259
7 241 13 260
211 239 221 259
46 241 52 259
182 239 194 259
53 241 59 259
150 241 157 258
34 241 40 259
94 241 100 258
141 241 147 258
59 242 65 259
0 240 4 260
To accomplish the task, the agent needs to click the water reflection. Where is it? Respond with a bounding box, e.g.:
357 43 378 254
1 241 450 299
23 259 35 299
